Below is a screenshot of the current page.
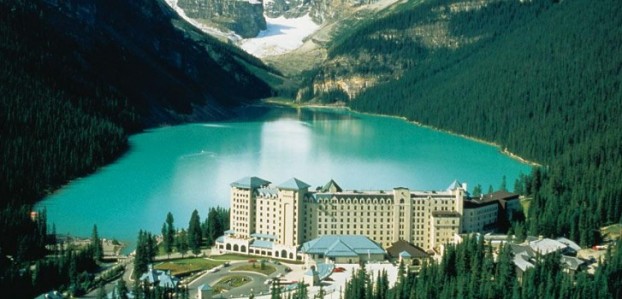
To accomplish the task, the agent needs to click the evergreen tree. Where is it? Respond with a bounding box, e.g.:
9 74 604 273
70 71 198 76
176 229 189 258
91 224 103 262
133 230 154 279
162 212 175 258
188 210 202 255
293 281 308 299
500 175 507 192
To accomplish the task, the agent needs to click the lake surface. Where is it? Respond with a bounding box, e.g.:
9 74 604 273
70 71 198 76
39 105 530 251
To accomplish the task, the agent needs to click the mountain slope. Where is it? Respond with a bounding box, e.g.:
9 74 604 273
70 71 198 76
305 0 622 244
0 0 274 206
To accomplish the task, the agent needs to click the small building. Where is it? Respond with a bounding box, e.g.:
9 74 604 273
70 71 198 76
140 265 179 289
529 238 568 255
561 255 586 276
300 235 385 265
386 240 430 266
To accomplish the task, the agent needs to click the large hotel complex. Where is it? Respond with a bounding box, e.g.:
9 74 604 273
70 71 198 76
216 177 520 263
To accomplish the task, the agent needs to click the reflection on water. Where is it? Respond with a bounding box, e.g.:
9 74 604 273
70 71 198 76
39 105 530 252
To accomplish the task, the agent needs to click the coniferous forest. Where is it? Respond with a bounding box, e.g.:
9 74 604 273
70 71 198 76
342 237 622 299
2 0 622 297
0 0 272 296
311 0 622 246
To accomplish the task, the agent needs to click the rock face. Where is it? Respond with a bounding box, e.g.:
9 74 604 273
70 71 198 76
177 0 266 38
266 0 376 23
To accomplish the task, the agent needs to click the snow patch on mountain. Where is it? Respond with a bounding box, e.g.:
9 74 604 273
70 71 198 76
239 14 320 58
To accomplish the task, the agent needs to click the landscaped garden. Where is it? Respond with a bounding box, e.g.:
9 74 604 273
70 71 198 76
154 258 223 276
213 275 252 293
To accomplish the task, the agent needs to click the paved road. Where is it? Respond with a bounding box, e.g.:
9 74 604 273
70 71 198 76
80 257 134 298
189 261 288 298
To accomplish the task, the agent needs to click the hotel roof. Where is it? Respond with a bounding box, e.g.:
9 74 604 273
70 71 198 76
278 177 311 190
231 176 271 189
321 179 343 192
301 235 385 257
386 240 429 259
447 180 463 191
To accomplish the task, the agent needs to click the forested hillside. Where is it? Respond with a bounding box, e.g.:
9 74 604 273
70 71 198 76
307 0 622 246
0 0 273 206
0 0 273 292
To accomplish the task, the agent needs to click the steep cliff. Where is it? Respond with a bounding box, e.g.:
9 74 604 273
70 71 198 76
177 0 267 38
0 0 275 206
265 0 377 23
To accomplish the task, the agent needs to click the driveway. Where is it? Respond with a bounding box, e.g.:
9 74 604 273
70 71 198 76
189 260 289 298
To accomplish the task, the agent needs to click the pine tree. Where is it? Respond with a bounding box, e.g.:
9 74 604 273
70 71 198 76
162 212 175 258
188 210 202 255
91 224 103 262
500 175 508 192
176 229 189 257
293 281 308 299
472 184 483 197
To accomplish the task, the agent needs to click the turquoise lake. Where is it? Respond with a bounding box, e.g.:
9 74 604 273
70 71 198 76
38 105 531 251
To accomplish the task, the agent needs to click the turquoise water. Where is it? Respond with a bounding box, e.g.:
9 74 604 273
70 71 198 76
38 106 531 251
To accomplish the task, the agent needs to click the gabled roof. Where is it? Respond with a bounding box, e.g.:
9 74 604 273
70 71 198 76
231 176 271 189
386 240 429 259
561 256 585 271
484 190 519 202
399 251 411 258
556 237 581 251
278 178 311 190
513 253 535 272
529 238 568 255
447 180 463 191
139 265 179 288
321 179 343 192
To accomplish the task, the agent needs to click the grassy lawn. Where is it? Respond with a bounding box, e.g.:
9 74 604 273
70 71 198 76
231 263 276 275
209 254 255 261
213 275 251 293
154 258 222 276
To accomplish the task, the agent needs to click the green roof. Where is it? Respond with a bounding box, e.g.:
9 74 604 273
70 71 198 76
321 179 343 192
277 178 311 190
301 235 385 258
231 176 271 189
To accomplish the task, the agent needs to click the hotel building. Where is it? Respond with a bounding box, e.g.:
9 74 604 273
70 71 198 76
217 177 468 261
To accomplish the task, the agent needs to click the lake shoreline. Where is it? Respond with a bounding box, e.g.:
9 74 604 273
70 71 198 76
262 98 542 168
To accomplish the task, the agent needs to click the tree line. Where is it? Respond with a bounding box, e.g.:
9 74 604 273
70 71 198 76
333 236 621 299
310 0 622 246
134 207 230 279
